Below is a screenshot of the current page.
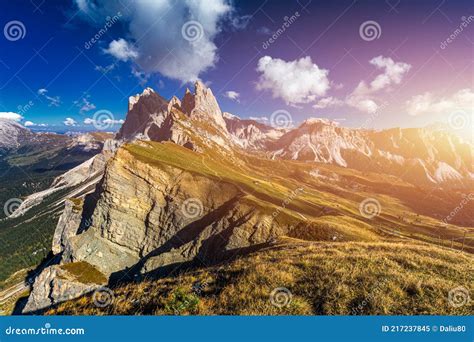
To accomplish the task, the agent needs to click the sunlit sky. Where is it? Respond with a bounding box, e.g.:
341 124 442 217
0 0 472 140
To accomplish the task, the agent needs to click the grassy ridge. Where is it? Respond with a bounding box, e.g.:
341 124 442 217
47 239 474 315
124 141 473 251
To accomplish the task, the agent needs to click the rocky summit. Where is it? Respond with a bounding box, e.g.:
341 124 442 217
21 83 473 314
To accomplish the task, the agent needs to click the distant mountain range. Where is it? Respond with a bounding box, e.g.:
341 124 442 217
1 82 472 315
115 81 473 188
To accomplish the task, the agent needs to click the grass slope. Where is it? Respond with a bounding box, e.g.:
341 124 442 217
47 238 474 315
124 141 473 251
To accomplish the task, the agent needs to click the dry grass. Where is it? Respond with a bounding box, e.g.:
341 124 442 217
47 239 473 316
59 262 107 285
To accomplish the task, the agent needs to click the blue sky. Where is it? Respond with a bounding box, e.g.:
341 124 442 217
0 0 472 138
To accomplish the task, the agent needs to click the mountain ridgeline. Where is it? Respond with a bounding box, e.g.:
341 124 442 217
17 82 473 315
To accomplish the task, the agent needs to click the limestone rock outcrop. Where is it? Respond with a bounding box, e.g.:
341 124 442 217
23 262 106 313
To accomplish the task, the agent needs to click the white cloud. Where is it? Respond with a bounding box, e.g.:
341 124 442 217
76 0 240 83
74 96 96 114
346 56 410 113
407 88 474 116
24 121 48 127
345 82 380 114
131 67 149 86
0 112 23 121
95 64 115 74
257 26 272 35
249 116 269 122
37 88 61 107
224 90 240 102
104 39 138 62
347 95 379 114
256 56 330 105
63 118 77 126
313 97 344 109
84 118 124 125
368 56 411 91
316 56 411 114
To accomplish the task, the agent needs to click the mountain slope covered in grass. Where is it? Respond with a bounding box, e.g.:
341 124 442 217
47 238 474 315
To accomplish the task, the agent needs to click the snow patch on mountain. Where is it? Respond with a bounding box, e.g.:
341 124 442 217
433 162 463 183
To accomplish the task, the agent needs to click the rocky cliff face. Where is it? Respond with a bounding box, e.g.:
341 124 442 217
52 199 83 255
23 262 106 313
61 146 282 276
117 88 169 141
23 141 292 312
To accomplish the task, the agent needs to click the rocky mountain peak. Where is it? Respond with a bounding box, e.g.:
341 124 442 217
117 88 169 140
116 82 231 150
168 96 182 112
0 119 33 149
181 81 228 132
301 118 339 127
